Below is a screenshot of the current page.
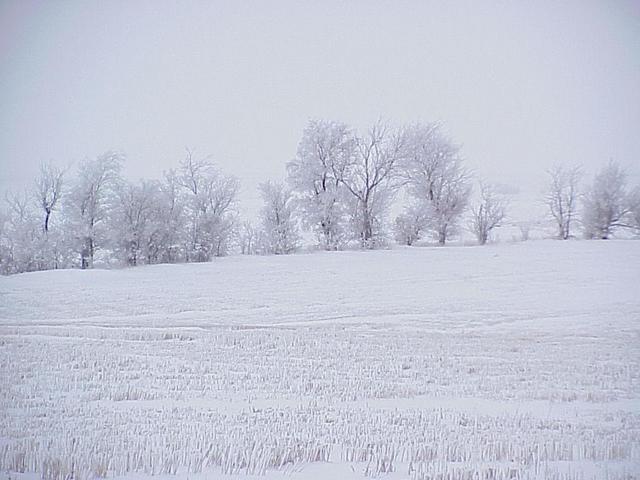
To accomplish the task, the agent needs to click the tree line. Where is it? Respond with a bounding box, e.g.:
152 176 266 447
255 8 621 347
1 119 639 274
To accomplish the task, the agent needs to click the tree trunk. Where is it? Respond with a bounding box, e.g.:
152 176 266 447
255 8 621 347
81 236 94 269
362 208 373 248
128 239 138 266
321 222 333 251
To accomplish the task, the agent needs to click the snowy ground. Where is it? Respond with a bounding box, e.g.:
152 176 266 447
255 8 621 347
1 240 639 479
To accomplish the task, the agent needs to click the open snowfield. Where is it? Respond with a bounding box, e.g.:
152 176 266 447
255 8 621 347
1 241 639 479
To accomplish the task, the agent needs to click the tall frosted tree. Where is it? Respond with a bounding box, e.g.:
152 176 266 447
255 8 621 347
34 162 65 234
33 162 67 269
65 152 122 269
1 191 40 273
113 180 159 266
259 180 299 254
545 165 581 239
629 186 640 234
469 182 508 245
178 150 239 261
402 123 470 245
339 121 406 248
0 207 9 274
237 220 261 255
582 161 632 239
287 120 354 250
145 169 187 264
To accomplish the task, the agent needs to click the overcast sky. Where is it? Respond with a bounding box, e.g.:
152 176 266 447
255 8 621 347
1 0 639 216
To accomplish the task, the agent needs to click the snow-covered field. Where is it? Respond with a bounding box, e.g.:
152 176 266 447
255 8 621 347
1 241 639 479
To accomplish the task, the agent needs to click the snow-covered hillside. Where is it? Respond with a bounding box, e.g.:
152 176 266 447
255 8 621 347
1 241 639 479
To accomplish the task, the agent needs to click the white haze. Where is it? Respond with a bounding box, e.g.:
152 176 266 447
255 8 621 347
1 0 639 217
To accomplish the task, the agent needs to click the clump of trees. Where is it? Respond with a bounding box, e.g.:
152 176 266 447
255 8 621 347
287 120 474 249
286 120 406 249
1 122 638 276
0 150 240 275
543 161 639 240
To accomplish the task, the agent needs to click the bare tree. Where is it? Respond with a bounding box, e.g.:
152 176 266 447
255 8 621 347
582 161 632 239
66 152 123 268
469 183 508 245
34 162 65 234
545 165 581 239
402 123 471 245
287 120 354 250
339 121 405 248
259 181 299 254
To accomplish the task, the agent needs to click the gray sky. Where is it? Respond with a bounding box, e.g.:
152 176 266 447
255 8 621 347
1 0 639 216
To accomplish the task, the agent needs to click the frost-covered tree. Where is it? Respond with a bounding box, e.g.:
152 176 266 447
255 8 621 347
287 120 354 250
545 165 581 240
143 169 187 264
178 150 239 261
259 181 299 254
0 163 68 274
65 152 123 268
1 191 41 273
237 220 261 255
629 186 640 233
34 162 65 234
516 220 532 242
33 162 68 269
339 121 405 248
402 123 470 245
393 203 427 246
0 207 10 275
113 180 159 266
469 183 507 245
582 161 632 239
